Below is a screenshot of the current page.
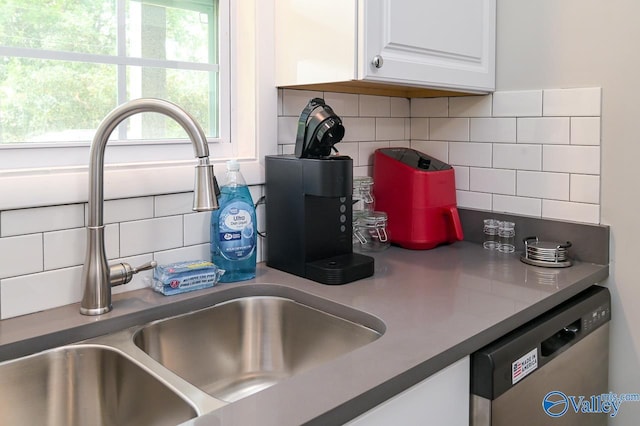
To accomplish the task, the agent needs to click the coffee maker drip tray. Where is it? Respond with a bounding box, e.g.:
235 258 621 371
306 253 375 285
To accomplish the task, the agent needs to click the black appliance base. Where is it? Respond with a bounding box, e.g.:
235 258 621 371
305 253 374 285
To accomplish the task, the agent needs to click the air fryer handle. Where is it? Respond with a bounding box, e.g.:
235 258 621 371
446 206 464 242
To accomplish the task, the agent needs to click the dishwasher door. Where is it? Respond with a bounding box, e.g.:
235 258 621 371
471 285 611 426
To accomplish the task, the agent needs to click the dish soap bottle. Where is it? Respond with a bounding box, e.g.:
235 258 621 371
211 159 257 282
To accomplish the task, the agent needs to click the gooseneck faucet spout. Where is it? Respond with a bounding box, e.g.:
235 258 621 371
80 98 220 315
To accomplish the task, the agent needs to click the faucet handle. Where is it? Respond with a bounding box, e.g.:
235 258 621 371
110 260 157 287
132 260 157 274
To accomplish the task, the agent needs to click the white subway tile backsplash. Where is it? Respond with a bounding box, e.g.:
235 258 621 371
0 234 43 279
571 117 601 146
184 212 211 246
353 166 372 177
493 144 542 171
376 118 405 140
543 145 600 174
493 195 542 217
410 118 429 140
43 225 119 270
281 144 295 155
517 171 569 200
570 175 600 203
492 90 542 117
154 245 210 268
449 142 492 167
1 266 83 319
411 140 449 163
277 116 298 144
358 141 390 166
359 95 391 117
342 117 376 142
470 118 516 143
336 142 359 162
324 92 359 117
277 89 283 116
120 216 183 257
282 89 323 116
392 140 410 148
1 204 84 237
542 200 600 224
155 192 193 217
43 228 84 270
517 117 570 144
404 118 411 139
449 95 492 117
456 190 492 210
430 118 469 141
543 87 601 117
249 185 262 204
453 166 470 190
470 168 515 195
411 97 448 117
100 197 154 224
390 97 410 117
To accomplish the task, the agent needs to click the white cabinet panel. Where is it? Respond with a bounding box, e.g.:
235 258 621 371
360 0 495 91
346 356 470 426
276 0 495 93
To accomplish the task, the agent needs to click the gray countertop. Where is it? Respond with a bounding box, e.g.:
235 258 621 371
0 242 608 425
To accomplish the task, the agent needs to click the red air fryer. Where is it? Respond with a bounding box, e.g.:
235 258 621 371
373 148 463 250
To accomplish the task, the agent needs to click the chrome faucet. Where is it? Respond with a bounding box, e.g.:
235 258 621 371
80 98 220 315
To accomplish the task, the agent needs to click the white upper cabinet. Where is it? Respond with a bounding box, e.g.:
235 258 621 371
275 0 495 94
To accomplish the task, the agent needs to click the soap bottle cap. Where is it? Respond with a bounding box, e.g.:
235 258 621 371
226 159 240 171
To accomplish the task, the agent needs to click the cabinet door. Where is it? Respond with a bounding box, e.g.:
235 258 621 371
360 0 495 92
345 356 470 426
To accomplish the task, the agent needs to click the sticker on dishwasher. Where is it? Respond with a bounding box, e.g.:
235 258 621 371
512 348 538 384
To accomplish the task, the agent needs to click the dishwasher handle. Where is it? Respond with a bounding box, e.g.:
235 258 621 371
540 319 581 358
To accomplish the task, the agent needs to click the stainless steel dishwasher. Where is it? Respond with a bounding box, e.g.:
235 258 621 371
471 285 611 426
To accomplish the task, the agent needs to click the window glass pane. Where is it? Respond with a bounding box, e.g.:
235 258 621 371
125 66 217 139
0 57 116 143
127 1 215 64
0 0 117 55
0 0 223 146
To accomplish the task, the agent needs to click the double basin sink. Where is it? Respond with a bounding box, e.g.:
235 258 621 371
0 286 384 425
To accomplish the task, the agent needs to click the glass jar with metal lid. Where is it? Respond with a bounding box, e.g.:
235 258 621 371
353 211 390 251
353 176 375 214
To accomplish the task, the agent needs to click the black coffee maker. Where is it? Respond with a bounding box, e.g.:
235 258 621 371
265 99 374 285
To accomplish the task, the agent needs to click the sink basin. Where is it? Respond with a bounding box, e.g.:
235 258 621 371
134 295 382 402
0 344 197 426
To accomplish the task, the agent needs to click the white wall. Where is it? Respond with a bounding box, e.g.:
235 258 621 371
497 0 640 422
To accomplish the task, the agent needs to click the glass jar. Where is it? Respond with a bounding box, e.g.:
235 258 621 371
498 221 516 253
353 176 375 214
353 211 390 252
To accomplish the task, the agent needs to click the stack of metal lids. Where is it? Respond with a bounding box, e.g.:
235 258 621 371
521 237 572 268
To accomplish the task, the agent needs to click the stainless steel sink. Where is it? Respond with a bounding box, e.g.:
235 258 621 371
0 344 197 426
133 296 382 402
0 286 384 423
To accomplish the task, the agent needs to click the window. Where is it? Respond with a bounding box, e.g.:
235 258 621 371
0 0 231 168
0 0 275 210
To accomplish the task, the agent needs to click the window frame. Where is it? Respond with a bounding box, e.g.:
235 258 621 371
0 0 231 166
0 0 277 211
